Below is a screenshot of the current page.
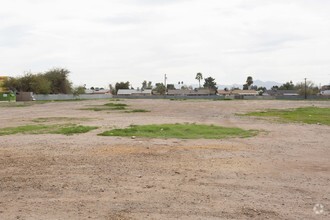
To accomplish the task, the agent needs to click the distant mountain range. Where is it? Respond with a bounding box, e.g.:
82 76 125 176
176 80 283 90
217 80 283 90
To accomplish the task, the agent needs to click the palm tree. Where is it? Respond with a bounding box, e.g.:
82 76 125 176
243 76 253 90
195 72 203 88
246 76 253 87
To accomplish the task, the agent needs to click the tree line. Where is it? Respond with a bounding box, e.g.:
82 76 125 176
3 68 84 95
110 72 320 96
4 68 72 94
110 73 218 95
271 80 319 96
4 69 321 96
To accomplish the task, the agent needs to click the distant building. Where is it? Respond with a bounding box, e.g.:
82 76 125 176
266 90 299 96
217 90 258 96
167 89 216 96
217 90 232 96
320 85 330 95
132 89 152 96
117 89 152 96
85 88 111 94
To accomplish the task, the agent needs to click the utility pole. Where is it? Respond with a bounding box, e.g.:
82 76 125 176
164 74 167 88
164 74 167 95
304 78 307 99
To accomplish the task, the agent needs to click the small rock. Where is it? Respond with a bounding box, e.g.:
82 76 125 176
131 136 136 139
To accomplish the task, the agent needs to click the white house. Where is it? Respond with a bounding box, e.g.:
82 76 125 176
117 89 152 96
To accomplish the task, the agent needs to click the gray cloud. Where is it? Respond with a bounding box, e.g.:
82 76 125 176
0 0 329 87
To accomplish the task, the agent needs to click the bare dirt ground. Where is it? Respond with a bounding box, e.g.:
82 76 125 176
0 99 329 220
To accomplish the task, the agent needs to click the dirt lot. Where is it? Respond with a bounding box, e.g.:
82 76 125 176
0 99 329 219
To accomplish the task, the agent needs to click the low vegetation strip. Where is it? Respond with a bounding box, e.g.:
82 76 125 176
0 125 51 135
0 102 35 107
81 106 126 111
32 117 91 123
125 109 150 113
81 102 127 111
81 102 149 113
99 123 258 139
103 103 127 107
242 107 330 125
0 124 98 136
52 125 98 135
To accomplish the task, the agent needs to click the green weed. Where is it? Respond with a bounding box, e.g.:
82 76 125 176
0 124 98 136
52 125 98 135
125 109 150 113
32 117 91 123
81 102 128 111
241 107 330 125
99 123 257 139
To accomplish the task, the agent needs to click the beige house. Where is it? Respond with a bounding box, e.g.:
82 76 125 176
218 90 258 96
167 89 216 96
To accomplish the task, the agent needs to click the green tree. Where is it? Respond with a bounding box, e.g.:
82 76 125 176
195 72 203 88
142 80 147 90
72 86 86 96
147 81 153 89
271 85 279 90
153 83 166 95
4 73 51 94
3 68 72 94
109 84 116 95
16 74 34 92
295 81 319 96
279 81 295 90
257 86 266 96
247 76 253 86
31 74 52 94
203 76 217 91
44 68 72 94
167 84 175 90
181 85 189 90
4 77 20 92
142 80 153 90
257 86 266 92
115 81 130 94
243 76 253 90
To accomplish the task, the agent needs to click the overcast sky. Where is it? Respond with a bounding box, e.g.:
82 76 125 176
1 0 330 88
